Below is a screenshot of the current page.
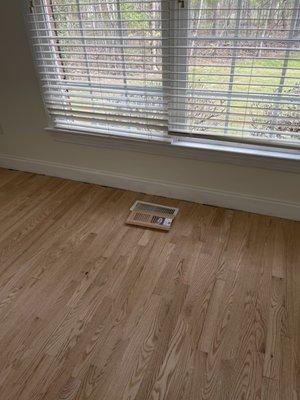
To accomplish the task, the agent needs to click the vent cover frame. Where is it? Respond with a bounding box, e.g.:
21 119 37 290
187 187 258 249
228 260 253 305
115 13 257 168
126 201 179 231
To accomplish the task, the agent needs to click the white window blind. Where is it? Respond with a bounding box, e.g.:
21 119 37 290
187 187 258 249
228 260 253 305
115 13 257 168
29 0 168 139
27 0 300 147
168 0 300 147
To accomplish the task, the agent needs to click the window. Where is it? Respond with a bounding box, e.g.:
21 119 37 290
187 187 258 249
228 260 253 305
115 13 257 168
28 0 300 149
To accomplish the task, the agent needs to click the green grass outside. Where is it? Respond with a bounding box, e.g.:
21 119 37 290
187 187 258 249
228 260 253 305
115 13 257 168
186 55 300 135
188 57 300 93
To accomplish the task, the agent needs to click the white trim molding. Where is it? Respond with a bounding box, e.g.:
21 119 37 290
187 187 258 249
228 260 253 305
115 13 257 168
48 128 300 174
0 153 299 221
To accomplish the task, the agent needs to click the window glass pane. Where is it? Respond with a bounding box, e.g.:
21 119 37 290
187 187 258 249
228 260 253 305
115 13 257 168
173 0 300 145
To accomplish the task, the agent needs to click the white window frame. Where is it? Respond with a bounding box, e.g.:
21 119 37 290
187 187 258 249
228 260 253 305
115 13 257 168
23 0 300 171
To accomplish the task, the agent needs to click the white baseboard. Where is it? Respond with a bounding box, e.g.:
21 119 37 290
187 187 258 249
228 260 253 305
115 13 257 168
0 153 299 221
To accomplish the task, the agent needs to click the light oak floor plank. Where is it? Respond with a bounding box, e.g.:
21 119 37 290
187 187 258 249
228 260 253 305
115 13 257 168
0 169 299 400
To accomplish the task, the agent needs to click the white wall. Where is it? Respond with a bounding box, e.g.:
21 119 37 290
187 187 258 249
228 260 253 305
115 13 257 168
0 1 299 220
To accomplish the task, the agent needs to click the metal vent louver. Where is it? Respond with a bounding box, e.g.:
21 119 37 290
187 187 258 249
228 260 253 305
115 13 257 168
132 213 152 223
130 201 179 218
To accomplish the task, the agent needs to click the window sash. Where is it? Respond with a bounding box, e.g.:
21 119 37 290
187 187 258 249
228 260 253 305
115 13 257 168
30 0 168 140
169 0 300 148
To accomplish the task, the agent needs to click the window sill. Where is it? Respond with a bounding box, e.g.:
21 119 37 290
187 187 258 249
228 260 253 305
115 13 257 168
47 127 300 174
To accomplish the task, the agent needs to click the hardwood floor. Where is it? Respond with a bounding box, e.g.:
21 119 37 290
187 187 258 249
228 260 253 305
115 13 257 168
0 167 299 400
